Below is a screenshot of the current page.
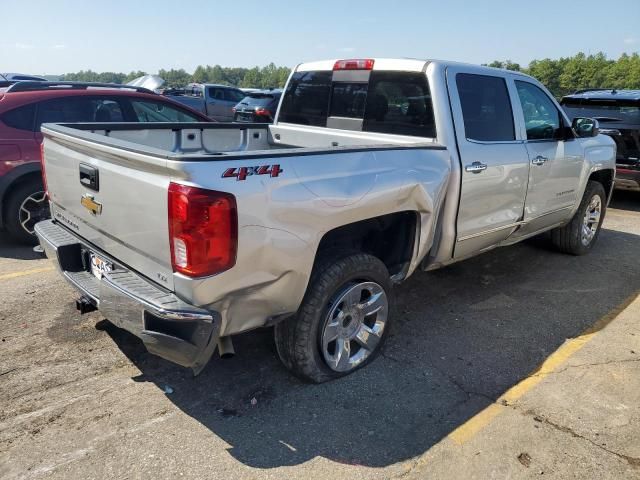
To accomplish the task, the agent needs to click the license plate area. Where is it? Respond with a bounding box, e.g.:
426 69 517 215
88 251 113 279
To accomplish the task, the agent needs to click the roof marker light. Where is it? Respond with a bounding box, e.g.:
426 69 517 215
333 59 375 71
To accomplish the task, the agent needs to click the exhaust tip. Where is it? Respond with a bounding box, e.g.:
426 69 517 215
217 336 235 359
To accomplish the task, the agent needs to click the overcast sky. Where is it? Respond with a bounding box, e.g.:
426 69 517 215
2 0 639 75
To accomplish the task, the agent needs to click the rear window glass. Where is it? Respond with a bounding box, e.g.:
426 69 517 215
238 93 280 108
2 103 35 131
330 83 368 118
278 71 332 126
456 74 515 142
363 71 436 137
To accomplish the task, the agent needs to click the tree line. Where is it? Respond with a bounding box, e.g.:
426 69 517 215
60 52 639 97
61 63 291 89
486 52 640 97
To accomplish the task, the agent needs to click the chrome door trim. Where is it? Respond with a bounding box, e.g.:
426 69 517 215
457 221 525 242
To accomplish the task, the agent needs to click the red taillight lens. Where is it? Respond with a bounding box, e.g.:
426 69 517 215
168 183 238 277
254 107 271 117
39 141 48 197
333 59 375 71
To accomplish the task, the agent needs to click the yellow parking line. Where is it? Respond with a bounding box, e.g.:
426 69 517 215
0 266 54 281
448 289 640 446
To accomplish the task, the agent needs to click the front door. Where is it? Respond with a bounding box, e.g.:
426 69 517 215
513 80 583 231
448 68 531 258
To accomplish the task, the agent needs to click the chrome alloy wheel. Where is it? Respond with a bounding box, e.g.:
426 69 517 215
19 191 48 235
581 194 602 247
320 281 388 372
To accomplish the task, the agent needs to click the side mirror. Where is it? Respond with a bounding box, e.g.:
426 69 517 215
572 117 600 138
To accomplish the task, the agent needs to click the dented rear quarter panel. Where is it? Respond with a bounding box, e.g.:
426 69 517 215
171 146 451 335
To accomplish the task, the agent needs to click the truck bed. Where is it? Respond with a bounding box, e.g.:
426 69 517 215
40 122 450 336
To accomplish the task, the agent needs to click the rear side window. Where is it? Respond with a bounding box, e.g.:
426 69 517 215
456 74 515 142
35 97 125 130
363 71 436 137
130 99 201 122
2 104 36 131
279 71 332 126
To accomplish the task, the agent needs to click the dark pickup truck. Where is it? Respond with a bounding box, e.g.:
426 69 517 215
562 89 640 192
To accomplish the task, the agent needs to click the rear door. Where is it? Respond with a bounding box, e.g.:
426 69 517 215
446 68 530 258
513 80 583 229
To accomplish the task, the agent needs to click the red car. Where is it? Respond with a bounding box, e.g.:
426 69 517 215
0 81 211 244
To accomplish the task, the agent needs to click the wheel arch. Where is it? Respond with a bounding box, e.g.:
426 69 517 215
588 168 615 204
314 211 419 282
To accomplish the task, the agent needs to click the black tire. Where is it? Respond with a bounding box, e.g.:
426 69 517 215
550 181 606 255
274 253 393 383
5 179 48 245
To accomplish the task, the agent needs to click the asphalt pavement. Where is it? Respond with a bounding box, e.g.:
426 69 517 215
1 191 639 479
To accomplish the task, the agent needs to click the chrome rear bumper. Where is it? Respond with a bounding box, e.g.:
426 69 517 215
35 219 220 374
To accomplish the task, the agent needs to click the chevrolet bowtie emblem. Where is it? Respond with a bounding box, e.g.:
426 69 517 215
81 194 102 215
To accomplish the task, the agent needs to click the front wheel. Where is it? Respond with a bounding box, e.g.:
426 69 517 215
274 253 393 383
550 181 606 255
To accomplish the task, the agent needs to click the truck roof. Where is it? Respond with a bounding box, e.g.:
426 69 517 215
294 58 534 79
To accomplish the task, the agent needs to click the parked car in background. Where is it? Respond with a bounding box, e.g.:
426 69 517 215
0 81 211 244
0 73 47 88
36 58 615 382
233 89 282 123
561 89 639 192
164 83 245 121
1 73 47 82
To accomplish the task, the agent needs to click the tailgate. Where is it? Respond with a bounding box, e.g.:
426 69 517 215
42 127 175 290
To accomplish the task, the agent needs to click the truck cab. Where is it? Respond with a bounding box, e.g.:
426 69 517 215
166 83 246 121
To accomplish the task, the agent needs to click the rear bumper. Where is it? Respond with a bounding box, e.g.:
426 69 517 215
615 167 640 192
35 219 220 374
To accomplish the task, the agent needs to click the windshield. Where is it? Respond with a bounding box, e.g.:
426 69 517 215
562 99 640 124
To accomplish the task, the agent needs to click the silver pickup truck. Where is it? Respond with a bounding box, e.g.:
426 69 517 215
35 58 616 383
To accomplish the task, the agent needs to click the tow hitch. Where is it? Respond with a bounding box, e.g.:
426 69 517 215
76 296 97 314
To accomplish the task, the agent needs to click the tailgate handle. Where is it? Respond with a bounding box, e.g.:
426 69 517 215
79 163 99 191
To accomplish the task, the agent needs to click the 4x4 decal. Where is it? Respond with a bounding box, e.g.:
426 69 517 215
222 165 283 181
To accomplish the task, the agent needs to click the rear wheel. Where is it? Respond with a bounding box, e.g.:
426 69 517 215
550 181 606 255
5 179 49 245
274 253 392 383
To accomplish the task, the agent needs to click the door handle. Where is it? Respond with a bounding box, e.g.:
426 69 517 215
531 155 548 166
465 162 488 174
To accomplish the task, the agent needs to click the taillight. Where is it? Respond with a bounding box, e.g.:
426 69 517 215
333 59 375 71
168 183 238 277
254 107 271 117
39 142 48 197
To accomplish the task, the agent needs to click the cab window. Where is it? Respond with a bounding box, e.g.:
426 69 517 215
129 99 201 122
515 81 562 140
456 73 515 142
279 71 332 126
363 71 436 137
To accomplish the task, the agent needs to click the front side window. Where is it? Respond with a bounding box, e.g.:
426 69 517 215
516 81 561 140
278 70 332 126
129 99 202 122
363 71 436 137
456 73 515 142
